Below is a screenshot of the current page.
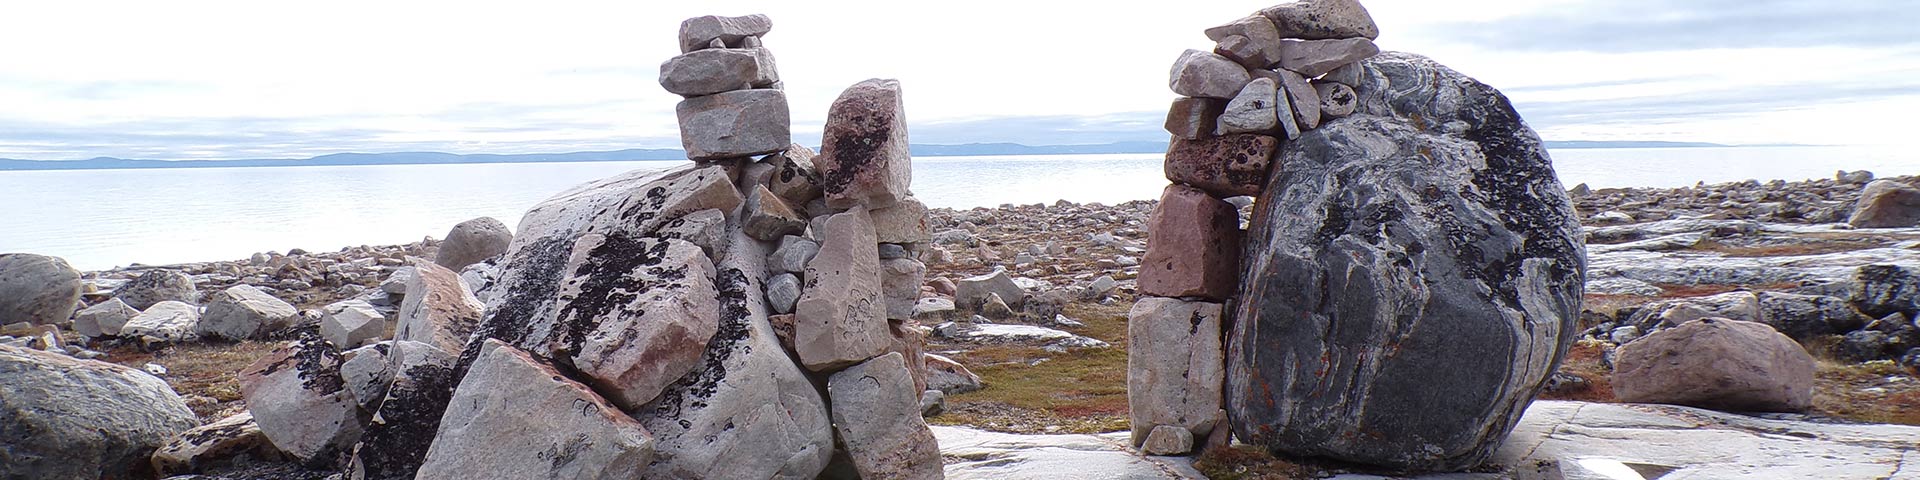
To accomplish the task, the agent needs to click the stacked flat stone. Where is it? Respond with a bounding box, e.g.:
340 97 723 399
1128 0 1381 457
663 14 791 161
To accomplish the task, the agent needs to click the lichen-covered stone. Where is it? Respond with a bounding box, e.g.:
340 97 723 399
1276 38 1379 78
794 207 889 371
414 340 653 479
239 328 366 465
115 269 198 310
550 234 718 410
1228 52 1584 471
150 412 269 476
766 144 823 206
870 195 931 245
817 79 912 209
1205 15 1284 69
396 259 484 356
651 208 730 260
122 300 200 342
1259 0 1380 40
1216 77 1282 136
347 341 458 480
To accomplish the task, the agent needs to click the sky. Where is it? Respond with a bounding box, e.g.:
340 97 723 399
0 0 1915 161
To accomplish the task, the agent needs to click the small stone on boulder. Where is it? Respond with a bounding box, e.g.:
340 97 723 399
1141 425 1195 456
1164 133 1278 198
817 78 913 209
1216 77 1282 135
677 89 792 161
1170 49 1251 99
1140 185 1243 300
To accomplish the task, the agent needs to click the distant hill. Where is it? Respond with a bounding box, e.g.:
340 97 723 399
0 139 1775 171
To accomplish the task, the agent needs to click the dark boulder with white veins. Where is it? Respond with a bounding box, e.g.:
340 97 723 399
1227 51 1585 472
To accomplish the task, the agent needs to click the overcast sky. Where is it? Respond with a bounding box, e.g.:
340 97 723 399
1 0 1914 160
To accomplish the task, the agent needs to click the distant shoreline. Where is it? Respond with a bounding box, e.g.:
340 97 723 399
0 141 1822 172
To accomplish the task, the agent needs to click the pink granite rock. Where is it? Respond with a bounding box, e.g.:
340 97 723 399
817 79 912 209
1139 185 1243 300
1163 134 1278 198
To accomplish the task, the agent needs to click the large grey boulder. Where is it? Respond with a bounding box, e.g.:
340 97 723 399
1259 0 1380 40
827 352 943 480
239 329 366 465
1227 52 1585 471
1127 297 1224 453
549 234 718 410
817 79 912 209
396 259 484 356
1848 179 1920 228
1 345 198 480
677 89 792 160
122 300 201 342
1852 264 1920 319
197 284 298 341
434 216 512 271
0 253 82 326
347 340 460 480
415 340 653 479
794 207 889 371
1613 318 1815 412
74 297 139 338
115 269 199 310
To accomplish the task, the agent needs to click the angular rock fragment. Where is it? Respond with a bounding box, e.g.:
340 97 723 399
396 259 483 356
1849 179 1920 228
74 297 139 338
1260 0 1380 40
659 48 779 97
650 208 729 259
1164 134 1278 198
827 352 944 480
0 253 82 326
1228 52 1585 471
1216 77 1282 136
870 195 931 244
1275 68 1321 130
198 284 298 341
1170 49 1252 99
347 341 458 480
1852 264 1919 320
340 342 397 410
1165 97 1224 140
925 353 984 394
1206 15 1284 69
817 79 913 209
1614 318 1815 412
1128 297 1224 448
956 269 1025 310
794 207 889 371
678 14 774 53
239 329 365 464
1275 38 1379 78
150 412 270 476
1 345 198 480
550 234 718 410
415 340 654 479
767 272 802 314
768 235 820 277
434 216 512 271
744 184 808 241
1322 61 1365 87
1141 425 1195 456
881 258 928 321
122 300 200 342
766 144 823 205
677 89 792 160
1756 292 1865 341
1140 185 1242 300
323 300 387 350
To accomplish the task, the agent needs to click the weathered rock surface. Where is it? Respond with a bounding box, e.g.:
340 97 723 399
795 207 888 371
551 234 718 410
1206 15 1284 69
1141 425 1194 456
1849 179 1920 228
1163 134 1278 198
817 78 912 209
1275 67 1321 130
345 340 458 480
1169 50 1251 99
1228 52 1584 471
925 353 984 394
871 196 932 244
0 345 198 480
322 300 387 350
653 208 730 260
677 89 792 160
1216 77 1282 135
881 258 927 321
414 340 653 479
396 259 483 356
659 47 779 97
1164 97 1223 140
1317 81 1358 118
150 412 268 476
1756 291 1865 341
74 297 139 337
766 144 822 205
123 300 202 342
745 184 807 241
933 426 1204 480
117 269 199 310
1276 38 1379 77
197 284 298 341
1259 0 1380 40
340 342 396 409
678 14 773 53
1127 297 1224 451
433 216 512 271
956 269 1026 310
239 329 365 464
0 253 82 326
767 272 801 314
1854 263 1920 319
767 235 820 277
1140 185 1242 300
827 352 943 480
1613 318 1815 412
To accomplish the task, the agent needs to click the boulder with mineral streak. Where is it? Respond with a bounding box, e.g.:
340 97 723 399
817 79 913 209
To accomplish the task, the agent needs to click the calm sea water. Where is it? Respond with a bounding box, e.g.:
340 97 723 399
2 146 1912 270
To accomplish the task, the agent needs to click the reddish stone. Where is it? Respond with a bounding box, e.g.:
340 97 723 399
1140 185 1242 300
1165 98 1223 140
1164 134 1277 198
817 79 911 209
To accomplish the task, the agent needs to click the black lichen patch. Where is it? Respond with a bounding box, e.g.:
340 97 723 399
817 91 898 197
621 186 673 227
352 362 457 480
551 235 681 359
648 268 753 418
255 326 346 396
456 237 574 380
1458 82 1583 309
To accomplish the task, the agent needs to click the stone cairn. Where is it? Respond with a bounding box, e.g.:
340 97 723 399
1129 0 1586 473
225 14 944 480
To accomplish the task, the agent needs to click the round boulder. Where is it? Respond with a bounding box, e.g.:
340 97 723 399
0 253 83 326
1 345 198 479
1613 318 1816 412
1848 179 1920 228
433 217 513 271
116 269 199 310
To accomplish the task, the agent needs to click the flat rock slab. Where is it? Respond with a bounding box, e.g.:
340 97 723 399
678 14 773 53
795 207 888 371
933 322 1108 349
933 426 1203 480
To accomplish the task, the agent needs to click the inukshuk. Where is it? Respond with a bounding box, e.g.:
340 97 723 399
237 14 943 480
1129 0 1585 472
